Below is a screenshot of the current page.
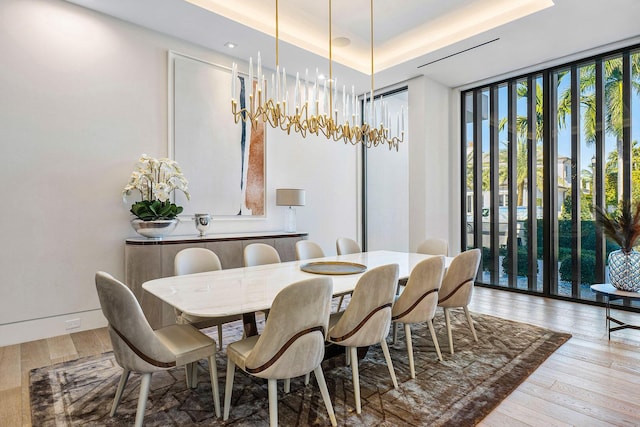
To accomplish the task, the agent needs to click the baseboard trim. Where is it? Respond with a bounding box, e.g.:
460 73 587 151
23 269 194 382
0 309 107 347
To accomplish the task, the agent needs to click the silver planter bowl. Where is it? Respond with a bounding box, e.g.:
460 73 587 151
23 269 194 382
608 249 640 292
131 218 179 239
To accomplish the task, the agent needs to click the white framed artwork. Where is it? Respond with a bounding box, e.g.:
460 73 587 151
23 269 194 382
168 51 266 219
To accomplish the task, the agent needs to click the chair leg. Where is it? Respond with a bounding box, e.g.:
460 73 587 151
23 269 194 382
185 364 193 388
217 325 224 351
268 378 278 427
223 359 236 420
404 324 415 379
380 339 398 389
313 366 337 427
191 362 198 388
349 346 361 414
464 306 478 342
208 355 221 418
392 322 399 345
444 308 454 355
427 319 443 361
345 347 350 366
304 372 310 385
110 369 130 416
134 372 152 427
284 378 290 393
337 295 345 311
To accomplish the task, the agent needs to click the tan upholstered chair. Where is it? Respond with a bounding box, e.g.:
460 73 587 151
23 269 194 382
336 237 361 255
174 248 242 351
95 272 220 427
437 248 482 354
417 238 449 256
392 256 445 378
295 240 325 260
335 237 361 310
244 243 281 266
327 264 399 414
223 277 337 427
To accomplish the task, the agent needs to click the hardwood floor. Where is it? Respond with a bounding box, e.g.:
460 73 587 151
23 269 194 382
2 287 640 426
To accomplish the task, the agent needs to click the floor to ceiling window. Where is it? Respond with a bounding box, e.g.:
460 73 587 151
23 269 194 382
462 44 640 307
364 88 409 251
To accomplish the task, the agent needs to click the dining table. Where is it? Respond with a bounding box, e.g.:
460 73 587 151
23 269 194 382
142 250 452 337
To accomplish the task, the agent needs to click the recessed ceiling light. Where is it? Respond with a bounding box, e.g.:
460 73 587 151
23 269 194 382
224 42 237 49
317 74 326 80
332 37 350 47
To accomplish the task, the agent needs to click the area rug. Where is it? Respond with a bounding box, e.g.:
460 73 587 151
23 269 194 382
30 311 570 426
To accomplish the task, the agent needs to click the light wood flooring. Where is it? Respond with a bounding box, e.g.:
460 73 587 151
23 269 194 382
2 287 640 426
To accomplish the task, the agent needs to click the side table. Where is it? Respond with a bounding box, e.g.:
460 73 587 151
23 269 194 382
591 283 640 339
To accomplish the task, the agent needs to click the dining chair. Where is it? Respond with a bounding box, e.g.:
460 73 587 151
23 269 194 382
223 277 337 427
391 256 445 378
416 238 449 256
327 264 399 414
437 248 482 354
244 243 281 266
336 237 361 255
95 271 220 427
174 248 242 352
295 240 325 260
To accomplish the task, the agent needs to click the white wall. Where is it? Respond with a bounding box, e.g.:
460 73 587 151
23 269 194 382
0 0 358 346
407 76 453 253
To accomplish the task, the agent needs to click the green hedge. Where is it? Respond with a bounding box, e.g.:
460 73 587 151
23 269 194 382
559 250 596 285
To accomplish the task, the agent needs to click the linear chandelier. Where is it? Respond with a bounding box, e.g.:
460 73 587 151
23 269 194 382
230 0 404 151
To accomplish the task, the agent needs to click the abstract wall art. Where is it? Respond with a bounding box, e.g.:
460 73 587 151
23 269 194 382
168 51 266 218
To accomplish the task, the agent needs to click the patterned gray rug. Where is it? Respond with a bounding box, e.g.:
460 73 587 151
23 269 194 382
30 310 570 426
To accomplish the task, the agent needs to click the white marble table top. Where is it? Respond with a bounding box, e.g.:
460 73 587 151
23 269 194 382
142 250 452 318
591 283 640 299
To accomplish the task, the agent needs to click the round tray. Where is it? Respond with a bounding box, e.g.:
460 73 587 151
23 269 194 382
300 261 367 275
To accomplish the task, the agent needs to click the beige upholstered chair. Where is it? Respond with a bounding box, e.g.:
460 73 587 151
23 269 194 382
95 271 220 427
244 243 281 266
437 248 482 354
295 240 325 260
417 238 449 256
243 243 281 323
174 248 242 351
335 237 361 310
327 264 399 414
336 237 361 255
223 277 337 427
392 256 445 378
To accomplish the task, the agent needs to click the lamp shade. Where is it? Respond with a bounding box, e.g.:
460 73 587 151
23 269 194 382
276 188 306 206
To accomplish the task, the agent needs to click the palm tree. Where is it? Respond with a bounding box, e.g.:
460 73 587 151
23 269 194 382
498 80 545 206
557 57 640 203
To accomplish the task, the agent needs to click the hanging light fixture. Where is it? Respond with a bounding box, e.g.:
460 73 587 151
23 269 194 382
231 0 404 150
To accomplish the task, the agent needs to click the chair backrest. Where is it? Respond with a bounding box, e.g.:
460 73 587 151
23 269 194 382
243 243 281 267
95 272 175 372
174 247 222 275
336 237 361 255
295 240 325 260
416 238 449 256
438 248 481 308
328 264 399 347
392 256 445 323
244 277 333 379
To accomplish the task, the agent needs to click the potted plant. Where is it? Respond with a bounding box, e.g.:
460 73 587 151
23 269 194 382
122 154 190 238
594 200 640 291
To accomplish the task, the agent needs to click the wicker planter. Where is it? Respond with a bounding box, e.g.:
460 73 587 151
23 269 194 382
608 249 640 292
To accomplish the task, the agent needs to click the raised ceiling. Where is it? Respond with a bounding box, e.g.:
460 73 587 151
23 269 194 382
65 0 640 92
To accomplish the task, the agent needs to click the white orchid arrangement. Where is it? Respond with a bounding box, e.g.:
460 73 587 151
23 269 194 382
122 154 190 221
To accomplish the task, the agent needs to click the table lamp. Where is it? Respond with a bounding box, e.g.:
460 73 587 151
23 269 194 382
276 188 305 232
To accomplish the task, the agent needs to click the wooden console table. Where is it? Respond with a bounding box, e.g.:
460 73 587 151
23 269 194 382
125 231 307 329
